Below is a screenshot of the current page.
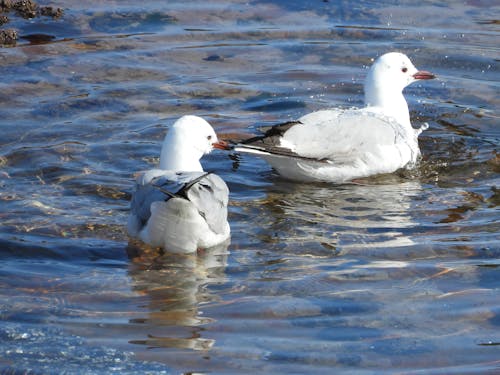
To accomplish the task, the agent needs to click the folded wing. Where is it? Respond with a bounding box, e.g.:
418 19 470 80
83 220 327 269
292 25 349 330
129 170 229 237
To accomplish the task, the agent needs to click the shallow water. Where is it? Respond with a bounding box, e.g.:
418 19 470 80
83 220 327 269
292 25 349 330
0 0 499 374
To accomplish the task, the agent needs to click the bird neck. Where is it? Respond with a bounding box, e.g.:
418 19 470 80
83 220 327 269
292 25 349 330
159 139 204 172
364 85 411 128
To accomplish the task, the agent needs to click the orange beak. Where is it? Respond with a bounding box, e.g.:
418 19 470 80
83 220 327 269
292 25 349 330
212 140 231 150
413 70 436 80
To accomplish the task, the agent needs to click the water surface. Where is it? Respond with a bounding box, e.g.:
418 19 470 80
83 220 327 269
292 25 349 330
0 0 499 374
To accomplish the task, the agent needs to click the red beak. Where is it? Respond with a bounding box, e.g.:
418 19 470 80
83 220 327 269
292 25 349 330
413 70 436 80
212 140 231 150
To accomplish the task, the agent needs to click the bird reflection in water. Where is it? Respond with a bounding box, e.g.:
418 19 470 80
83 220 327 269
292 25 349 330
253 178 424 256
125 240 230 351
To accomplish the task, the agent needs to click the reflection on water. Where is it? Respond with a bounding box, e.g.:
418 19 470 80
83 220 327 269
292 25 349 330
254 180 422 252
126 241 229 351
0 0 498 373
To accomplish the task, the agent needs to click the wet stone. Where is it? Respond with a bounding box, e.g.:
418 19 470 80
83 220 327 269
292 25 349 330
0 1 63 46
0 0 13 11
0 28 17 45
13 0 38 19
40 5 63 18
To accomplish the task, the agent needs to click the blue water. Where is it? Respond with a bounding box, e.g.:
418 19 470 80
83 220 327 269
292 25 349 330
0 1 499 374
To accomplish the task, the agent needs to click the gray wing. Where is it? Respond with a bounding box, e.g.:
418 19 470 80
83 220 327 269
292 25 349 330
185 174 229 235
130 170 229 235
130 170 207 230
286 110 408 163
238 109 410 165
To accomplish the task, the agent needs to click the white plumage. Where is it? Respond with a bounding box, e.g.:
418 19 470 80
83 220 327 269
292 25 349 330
235 52 435 183
127 115 230 253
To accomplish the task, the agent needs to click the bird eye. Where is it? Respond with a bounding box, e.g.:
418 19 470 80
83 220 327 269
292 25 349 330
402 67 408 73
207 135 212 140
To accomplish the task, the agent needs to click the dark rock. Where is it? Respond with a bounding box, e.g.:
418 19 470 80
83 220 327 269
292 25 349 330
0 28 17 45
40 5 63 18
0 0 14 12
13 0 38 19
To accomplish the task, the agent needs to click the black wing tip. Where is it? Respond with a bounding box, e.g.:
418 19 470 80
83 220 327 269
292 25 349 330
175 172 212 199
150 172 211 201
263 120 302 136
240 120 303 145
240 135 266 145
235 143 331 164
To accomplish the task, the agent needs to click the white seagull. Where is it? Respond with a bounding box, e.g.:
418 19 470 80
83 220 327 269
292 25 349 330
234 52 436 183
127 115 231 253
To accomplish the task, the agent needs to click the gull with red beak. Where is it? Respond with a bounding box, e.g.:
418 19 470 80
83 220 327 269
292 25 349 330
128 115 231 253
235 52 436 183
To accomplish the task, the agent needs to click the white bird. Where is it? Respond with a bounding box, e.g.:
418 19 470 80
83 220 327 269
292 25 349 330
234 52 436 183
127 115 231 253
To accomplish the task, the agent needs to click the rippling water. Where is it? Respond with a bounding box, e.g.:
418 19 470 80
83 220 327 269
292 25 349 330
0 0 499 373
